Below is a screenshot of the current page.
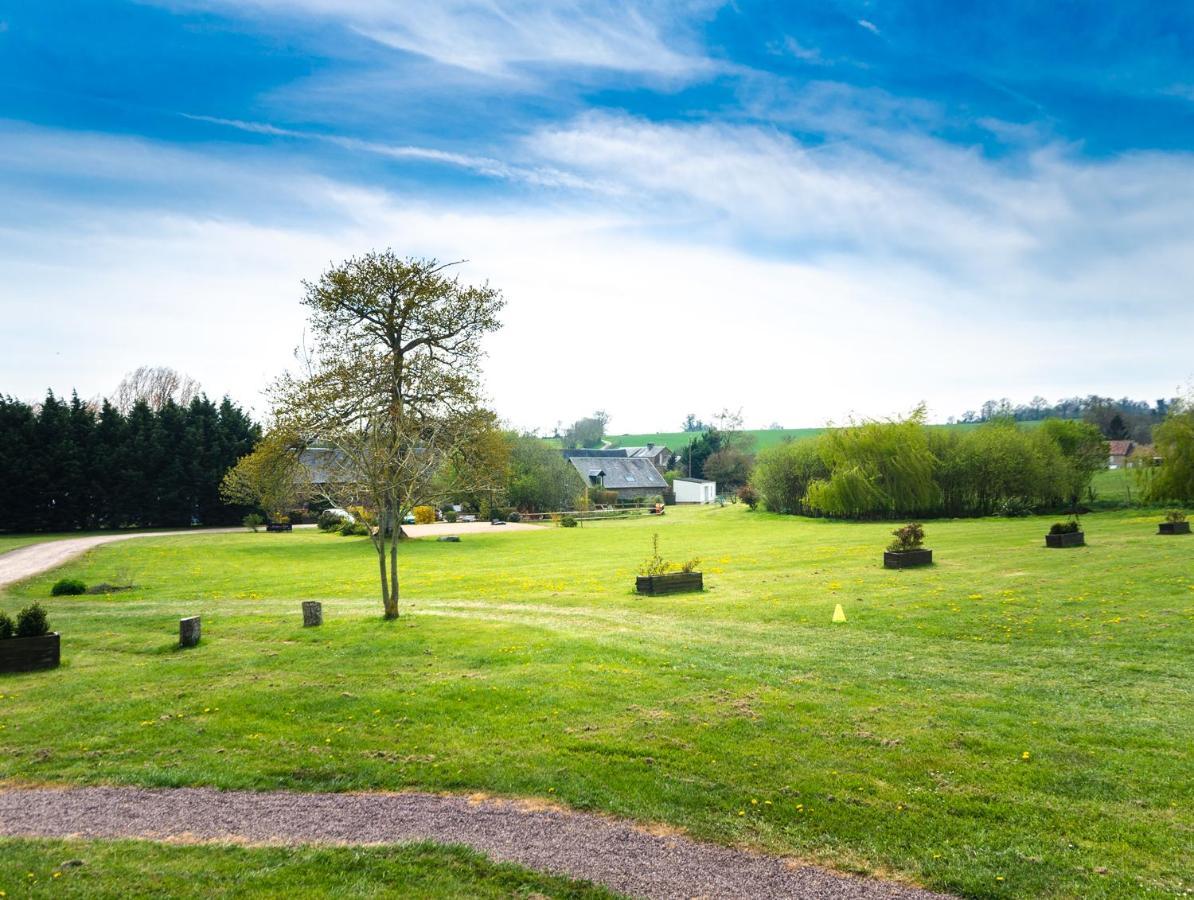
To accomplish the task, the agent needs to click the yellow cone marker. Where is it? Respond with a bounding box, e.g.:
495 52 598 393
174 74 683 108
832 603 846 623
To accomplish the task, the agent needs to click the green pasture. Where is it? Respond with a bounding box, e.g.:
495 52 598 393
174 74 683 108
1 506 1190 898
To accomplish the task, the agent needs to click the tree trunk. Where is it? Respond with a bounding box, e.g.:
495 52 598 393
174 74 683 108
379 506 399 619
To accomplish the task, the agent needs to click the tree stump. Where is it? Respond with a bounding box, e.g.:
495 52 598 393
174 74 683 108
179 616 201 648
302 601 323 627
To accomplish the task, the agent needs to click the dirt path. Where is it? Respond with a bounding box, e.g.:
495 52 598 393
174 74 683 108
0 522 543 591
0 787 949 900
0 530 241 591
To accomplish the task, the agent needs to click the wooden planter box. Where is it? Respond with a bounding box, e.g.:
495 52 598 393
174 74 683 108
1046 531 1085 548
265 523 293 532
1159 521 1190 535
636 572 703 595
0 633 60 674
883 549 933 569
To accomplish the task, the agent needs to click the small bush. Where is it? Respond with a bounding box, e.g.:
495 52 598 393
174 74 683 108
559 515 578 528
639 534 669 576
680 556 701 574
271 514 291 525
243 513 265 532
1165 509 1188 524
737 484 760 510
998 496 1034 517
339 520 370 536
50 578 87 596
286 509 308 525
16 602 50 638
0 611 13 640
507 511 521 523
887 522 926 553
1049 518 1082 535
444 510 459 523
413 505 436 525
317 510 345 531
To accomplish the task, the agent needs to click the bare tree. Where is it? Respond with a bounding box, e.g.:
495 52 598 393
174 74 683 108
272 252 506 619
112 366 202 413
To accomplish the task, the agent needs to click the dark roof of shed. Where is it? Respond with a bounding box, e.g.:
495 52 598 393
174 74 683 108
566 456 668 490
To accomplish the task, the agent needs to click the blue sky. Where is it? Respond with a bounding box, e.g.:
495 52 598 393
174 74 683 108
2 1 1193 430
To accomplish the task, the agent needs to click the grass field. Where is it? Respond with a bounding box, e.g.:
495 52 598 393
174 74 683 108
1 506 1191 898
0 839 616 898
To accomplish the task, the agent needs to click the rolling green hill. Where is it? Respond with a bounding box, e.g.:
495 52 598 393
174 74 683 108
605 419 1053 453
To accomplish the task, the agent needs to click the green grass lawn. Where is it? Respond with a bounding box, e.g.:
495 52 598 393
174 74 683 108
0 839 617 898
1 506 1191 898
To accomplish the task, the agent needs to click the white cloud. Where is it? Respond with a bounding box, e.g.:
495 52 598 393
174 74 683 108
159 0 719 80
3 116 1193 431
857 19 880 35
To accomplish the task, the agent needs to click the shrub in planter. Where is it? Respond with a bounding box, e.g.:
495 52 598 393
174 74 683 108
243 513 265 532
559 515 578 528
636 534 703 594
413 505 436 525
1046 518 1085 547
50 578 87 596
1 603 60 673
1159 509 1190 535
16 603 50 638
884 523 933 568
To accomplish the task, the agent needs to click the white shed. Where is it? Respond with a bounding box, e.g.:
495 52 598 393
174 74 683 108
673 478 716 504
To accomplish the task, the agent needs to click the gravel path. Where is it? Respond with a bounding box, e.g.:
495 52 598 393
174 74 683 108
0 522 541 590
0 530 241 590
0 787 950 900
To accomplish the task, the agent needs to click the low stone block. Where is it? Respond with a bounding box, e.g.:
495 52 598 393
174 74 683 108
302 601 323 627
179 616 201 647
437 535 461 542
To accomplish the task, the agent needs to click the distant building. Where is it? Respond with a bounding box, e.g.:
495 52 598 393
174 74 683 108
561 443 672 472
1107 440 1134 469
673 477 717 504
620 443 672 471
565 455 668 500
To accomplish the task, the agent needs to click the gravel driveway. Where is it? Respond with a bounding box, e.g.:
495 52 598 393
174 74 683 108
0 530 240 591
0 787 950 900
0 522 542 591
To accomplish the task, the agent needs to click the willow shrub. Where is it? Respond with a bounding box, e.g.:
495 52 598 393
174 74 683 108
1140 401 1194 503
752 439 828 514
804 411 940 518
754 415 1098 519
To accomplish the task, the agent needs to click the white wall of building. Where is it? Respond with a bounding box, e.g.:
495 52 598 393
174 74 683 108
673 479 716 503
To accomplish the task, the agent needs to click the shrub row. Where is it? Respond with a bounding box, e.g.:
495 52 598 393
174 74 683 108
0 602 50 639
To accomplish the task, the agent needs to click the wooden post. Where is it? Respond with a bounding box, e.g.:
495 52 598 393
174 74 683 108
302 601 323 627
179 616 201 648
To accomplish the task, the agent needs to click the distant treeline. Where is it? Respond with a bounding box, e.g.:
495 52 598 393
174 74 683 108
954 395 1174 443
753 412 1108 519
0 392 260 532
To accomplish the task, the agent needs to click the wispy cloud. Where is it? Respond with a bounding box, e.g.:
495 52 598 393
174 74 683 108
857 19 880 35
159 0 720 80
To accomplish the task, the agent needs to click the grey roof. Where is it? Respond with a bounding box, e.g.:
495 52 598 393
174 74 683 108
673 477 714 484
567 456 668 490
561 448 631 458
623 445 671 458
299 447 355 484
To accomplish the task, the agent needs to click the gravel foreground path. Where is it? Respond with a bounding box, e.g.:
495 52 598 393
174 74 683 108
0 787 950 900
